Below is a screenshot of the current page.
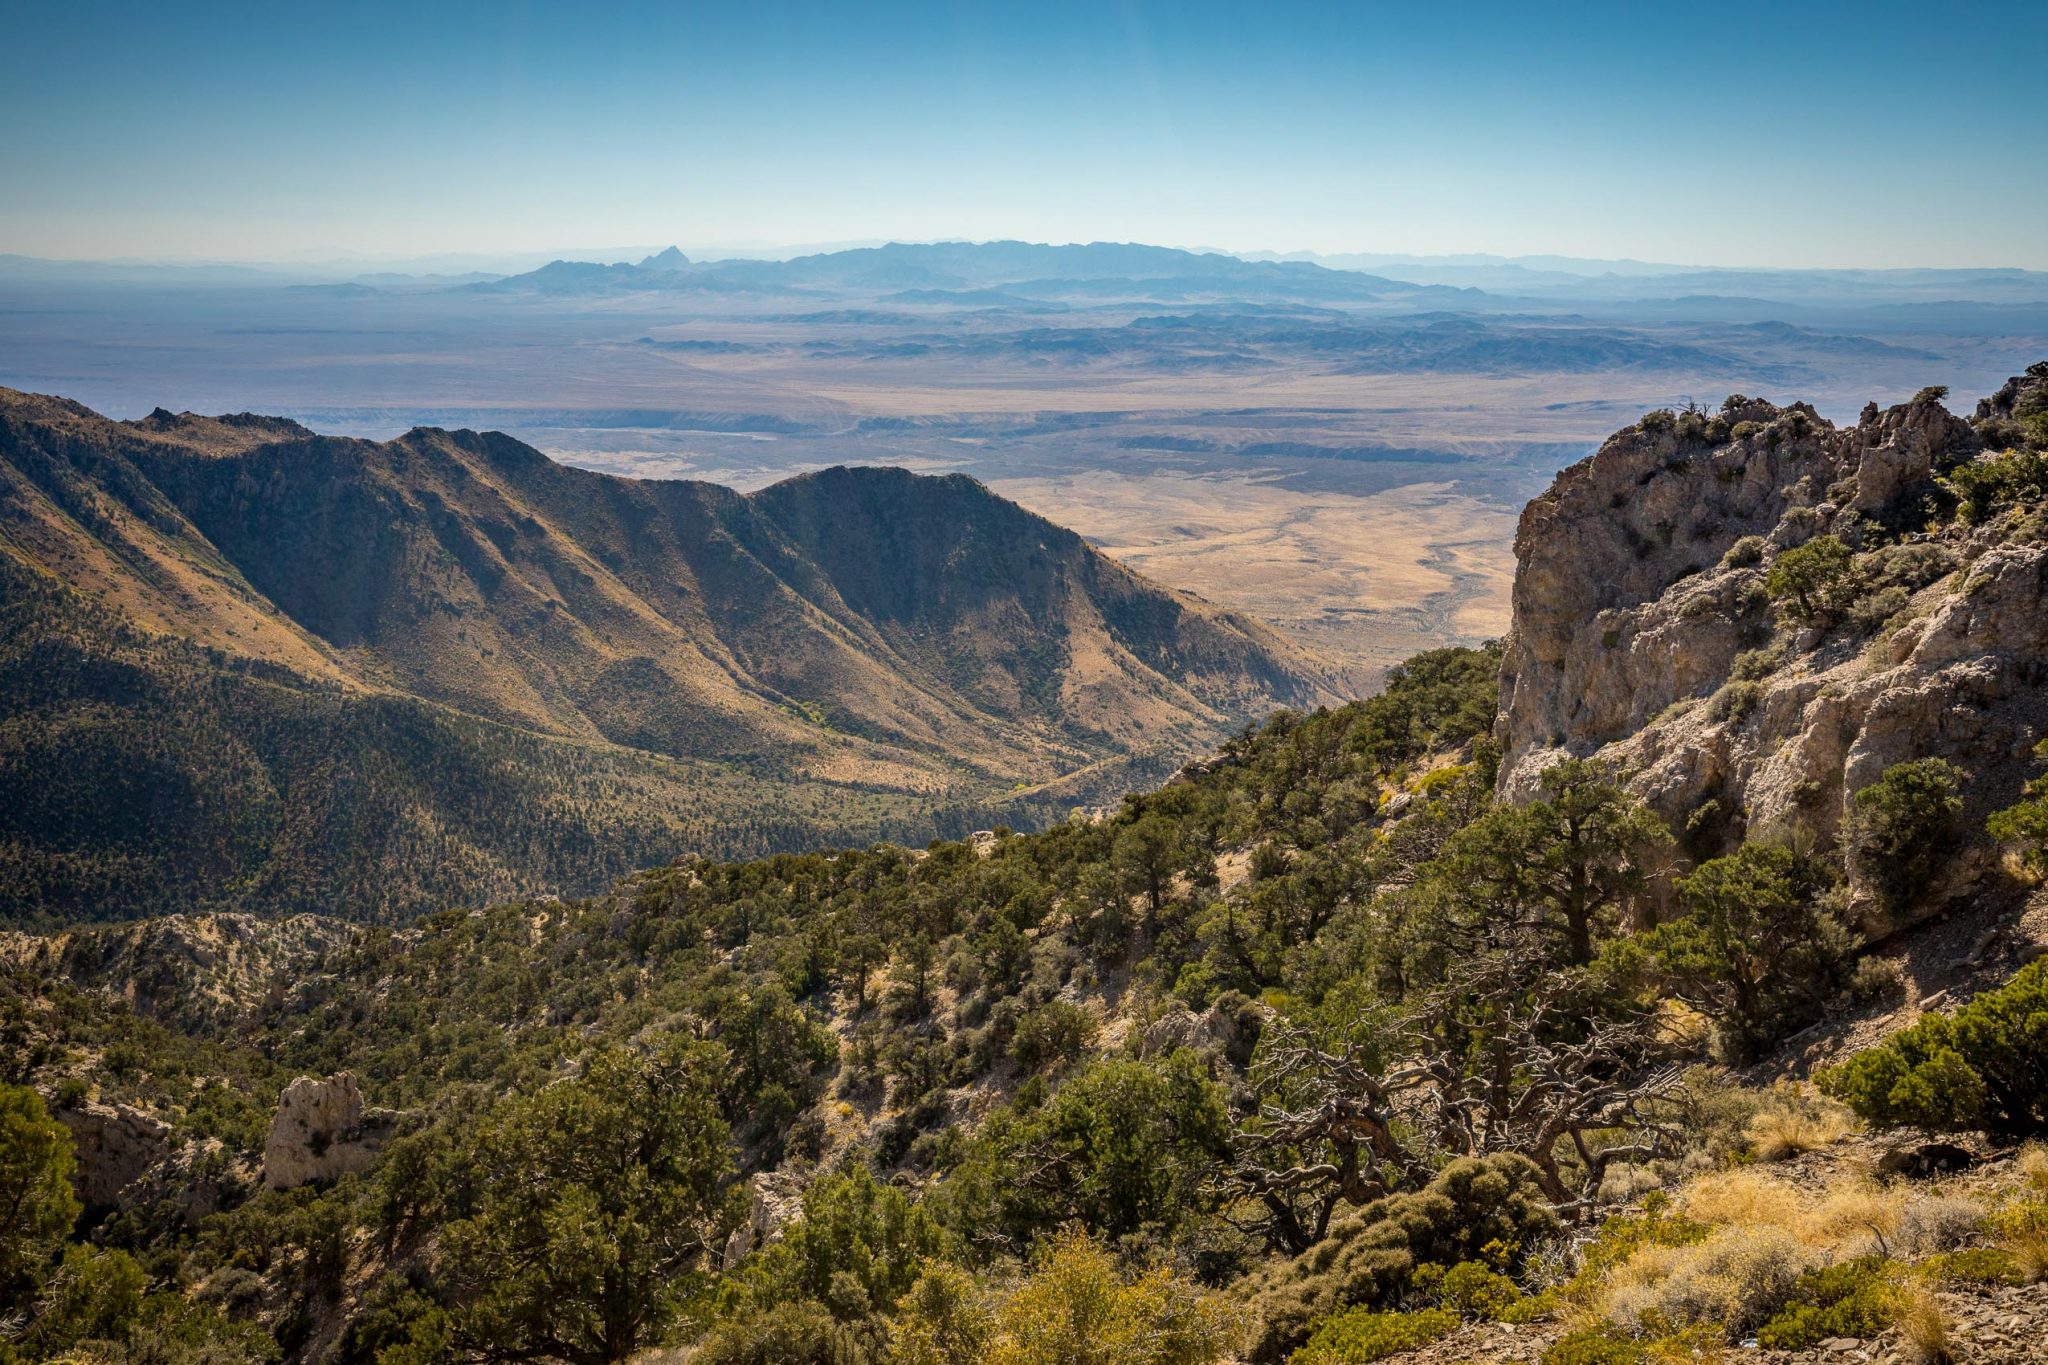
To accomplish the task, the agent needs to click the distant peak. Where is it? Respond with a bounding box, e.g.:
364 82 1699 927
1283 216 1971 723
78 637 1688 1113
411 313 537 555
638 246 689 270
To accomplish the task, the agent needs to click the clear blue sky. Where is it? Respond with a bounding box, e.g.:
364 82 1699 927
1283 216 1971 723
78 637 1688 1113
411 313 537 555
3 0 2044 267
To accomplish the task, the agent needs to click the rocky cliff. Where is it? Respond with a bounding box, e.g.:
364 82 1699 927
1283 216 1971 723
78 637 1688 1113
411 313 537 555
1498 364 2048 932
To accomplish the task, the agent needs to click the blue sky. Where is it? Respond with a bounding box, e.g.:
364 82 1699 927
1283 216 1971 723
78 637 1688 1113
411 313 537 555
3 0 2044 267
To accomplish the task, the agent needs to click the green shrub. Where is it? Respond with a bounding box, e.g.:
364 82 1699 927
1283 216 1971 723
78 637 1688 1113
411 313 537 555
1819 960 2048 1137
0 1083 79 1298
1247 1155 1558 1362
1847 584 1911 635
1009 999 1098 1074
1705 681 1762 725
1291 1307 1457 1364
1947 448 2048 523
1844 758 1966 914
1987 742 2048 875
1923 1247 2022 1286
1643 844 1853 1061
1414 1258 1523 1319
1729 642 1785 682
1571 1193 1709 1287
22 1245 148 1354
1541 1325 1649 1365
1755 1257 1896 1349
695 1300 879 1365
1766 535 1855 621
1722 535 1768 568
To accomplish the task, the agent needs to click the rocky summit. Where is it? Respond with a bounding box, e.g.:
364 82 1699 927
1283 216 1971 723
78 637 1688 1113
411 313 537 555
1501 366 2048 933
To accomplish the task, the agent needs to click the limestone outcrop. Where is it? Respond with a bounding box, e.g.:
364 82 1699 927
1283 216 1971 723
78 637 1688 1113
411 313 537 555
58 1101 172 1208
262 1072 399 1190
1497 366 2048 933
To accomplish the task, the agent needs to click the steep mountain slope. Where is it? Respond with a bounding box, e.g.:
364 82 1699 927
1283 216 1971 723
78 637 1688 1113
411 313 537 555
1499 363 2048 933
0 388 1333 925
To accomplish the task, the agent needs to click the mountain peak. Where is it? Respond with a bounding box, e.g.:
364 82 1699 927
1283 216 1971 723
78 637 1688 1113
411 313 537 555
638 245 690 270
0 392 1336 923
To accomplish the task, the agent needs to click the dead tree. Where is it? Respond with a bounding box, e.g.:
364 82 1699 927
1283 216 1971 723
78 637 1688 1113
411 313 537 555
1226 952 1682 1250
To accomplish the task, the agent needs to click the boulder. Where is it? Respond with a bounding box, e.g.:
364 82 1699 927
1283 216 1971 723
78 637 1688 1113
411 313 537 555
262 1072 398 1190
720 1168 805 1266
1876 1140 1977 1179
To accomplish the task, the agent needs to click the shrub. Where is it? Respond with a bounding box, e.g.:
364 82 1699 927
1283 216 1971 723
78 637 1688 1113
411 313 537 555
1600 1224 1806 1337
0 1083 79 1299
1705 681 1762 725
1644 844 1854 1060
695 1301 878 1365
1850 956 1906 1004
1009 1000 1098 1074
1819 960 2048 1138
1729 642 1785 681
1923 1247 2021 1286
747 1165 949 1320
1290 1307 1458 1364
1721 535 1767 568
22 1244 149 1355
1541 1325 1648 1365
1987 744 2048 875
1421 1258 1522 1319
1847 584 1911 635
1569 1193 1708 1290
891 1260 992 1365
1844 758 1966 914
1888 1281 1953 1365
1987 1194 2048 1281
1766 535 1855 621
1947 448 2048 523
1896 1195 1984 1255
1248 1155 1558 1361
1755 1257 1895 1349
985 1228 1245 1365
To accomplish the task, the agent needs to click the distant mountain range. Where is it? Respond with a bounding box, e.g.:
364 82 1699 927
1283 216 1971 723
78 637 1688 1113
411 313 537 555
458 240 1476 306
10 241 2044 312
0 388 1334 925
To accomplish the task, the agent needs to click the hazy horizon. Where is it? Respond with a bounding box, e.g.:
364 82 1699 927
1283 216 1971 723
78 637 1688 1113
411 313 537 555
10 238 2048 279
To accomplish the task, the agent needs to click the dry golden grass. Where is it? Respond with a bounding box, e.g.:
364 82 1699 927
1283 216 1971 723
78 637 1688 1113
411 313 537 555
1984 1144 2048 1281
1807 1181 1910 1258
1991 1200 2048 1283
1676 1167 1989 1260
2018 1141 2048 1191
1743 1093 1860 1162
1887 1282 1953 1365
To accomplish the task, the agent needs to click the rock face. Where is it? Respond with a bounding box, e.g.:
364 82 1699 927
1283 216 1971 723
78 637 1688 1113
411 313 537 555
720 1168 806 1267
1139 997 1264 1067
58 1102 172 1208
55 1100 249 1222
1497 369 2048 933
262 1073 398 1190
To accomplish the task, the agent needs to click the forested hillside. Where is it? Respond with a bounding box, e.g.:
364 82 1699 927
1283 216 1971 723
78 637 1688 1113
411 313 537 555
0 389 1332 926
5 369 2048 1365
